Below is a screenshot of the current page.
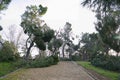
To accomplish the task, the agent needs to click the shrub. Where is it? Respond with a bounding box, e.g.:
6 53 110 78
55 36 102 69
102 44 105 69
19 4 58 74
51 54 59 64
0 41 19 62
13 59 27 68
118 74 120 80
28 55 59 68
29 58 49 68
91 54 120 72
45 56 54 65
71 55 81 61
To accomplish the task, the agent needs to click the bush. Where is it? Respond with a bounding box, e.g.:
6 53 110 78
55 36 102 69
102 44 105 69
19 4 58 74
13 59 27 68
0 41 19 62
29 58 49 68
91 54 120 72
118 74 120 80
51 54 59 64
28 55 59 68
106 56 120 71
71 55 81 61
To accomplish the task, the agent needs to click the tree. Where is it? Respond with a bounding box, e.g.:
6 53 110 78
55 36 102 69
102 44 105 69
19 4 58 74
0 0 11 46
82 0 120 54
0 0 11 11
48 36 63 55
80 33 91 60
21 5 54 60
82 0 120 12
60 22 73 58
95 13 120 53
0 0 11 30
0 41 19 62
80 33 109 61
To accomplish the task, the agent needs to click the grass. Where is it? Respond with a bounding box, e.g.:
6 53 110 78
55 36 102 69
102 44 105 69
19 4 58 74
77 61 120 80
0 62 17 77
0 69 26 80
0 62 26 80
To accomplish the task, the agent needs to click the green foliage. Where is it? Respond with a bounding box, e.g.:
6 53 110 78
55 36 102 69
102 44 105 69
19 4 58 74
95 14 120 53
54 39 63 48
48 38 63 52
38 5 47 15
28 55 59 68
28 58 49 68
0 59 27 77
42 30 54 42
91 55 120 72
13 59 27 68
82 0 120 12
21 5 47 36
34 37 46 51
82 0 120 53
0 41 19 62
51 54 59 64
0 62 17 77
21 5 54 59
71 55 81 61
77 61 119 80
118 74 120 80
80 33 107 61
0 61 23 77
0 0 11 11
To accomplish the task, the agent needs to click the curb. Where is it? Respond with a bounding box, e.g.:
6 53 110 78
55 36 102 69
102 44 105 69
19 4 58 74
72 61 99 80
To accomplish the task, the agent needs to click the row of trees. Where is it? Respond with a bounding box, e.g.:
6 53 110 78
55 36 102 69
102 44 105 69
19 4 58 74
80 0 120 71
82 0 120 54
0 0 119 72
0 1 80 66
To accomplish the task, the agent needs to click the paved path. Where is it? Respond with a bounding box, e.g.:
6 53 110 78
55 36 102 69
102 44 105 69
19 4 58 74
19 61 94 80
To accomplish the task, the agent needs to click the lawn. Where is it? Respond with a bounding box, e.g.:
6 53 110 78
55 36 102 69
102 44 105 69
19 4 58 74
0 69 26 80
77 61 120 80
0 62 17 77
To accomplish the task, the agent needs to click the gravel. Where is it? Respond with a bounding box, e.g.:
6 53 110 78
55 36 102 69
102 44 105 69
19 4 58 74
19 61 95 80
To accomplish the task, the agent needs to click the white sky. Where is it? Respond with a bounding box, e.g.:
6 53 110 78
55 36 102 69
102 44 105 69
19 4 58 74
0 0 96 37
0 0 97 56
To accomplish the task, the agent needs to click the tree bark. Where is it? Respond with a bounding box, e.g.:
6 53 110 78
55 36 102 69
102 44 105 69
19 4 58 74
62 43 66 58
25 40 34 60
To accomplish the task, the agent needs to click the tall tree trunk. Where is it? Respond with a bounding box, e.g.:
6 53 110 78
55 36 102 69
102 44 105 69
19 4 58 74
53 47 57 55
0 41 3 46
25 41 34 60
62 43 66 58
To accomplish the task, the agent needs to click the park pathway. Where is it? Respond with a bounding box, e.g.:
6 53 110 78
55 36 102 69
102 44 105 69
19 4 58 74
19 61 95 80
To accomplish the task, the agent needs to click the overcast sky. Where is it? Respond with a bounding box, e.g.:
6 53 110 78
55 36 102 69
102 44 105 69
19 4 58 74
0 0 97 56
0 0 96 37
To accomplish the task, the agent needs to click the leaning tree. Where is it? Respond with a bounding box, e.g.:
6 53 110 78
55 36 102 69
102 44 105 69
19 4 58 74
60 22 73 58
21 5 54 60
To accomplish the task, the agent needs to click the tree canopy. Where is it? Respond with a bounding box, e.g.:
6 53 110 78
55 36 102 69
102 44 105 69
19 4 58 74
0 0 11 11
82 0 120 53
21 5 54 59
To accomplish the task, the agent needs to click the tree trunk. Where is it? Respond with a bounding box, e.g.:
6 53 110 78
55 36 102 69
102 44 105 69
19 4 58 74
53 47 57 55
25 41 34 60
62 43 66 58
0 41 3 46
